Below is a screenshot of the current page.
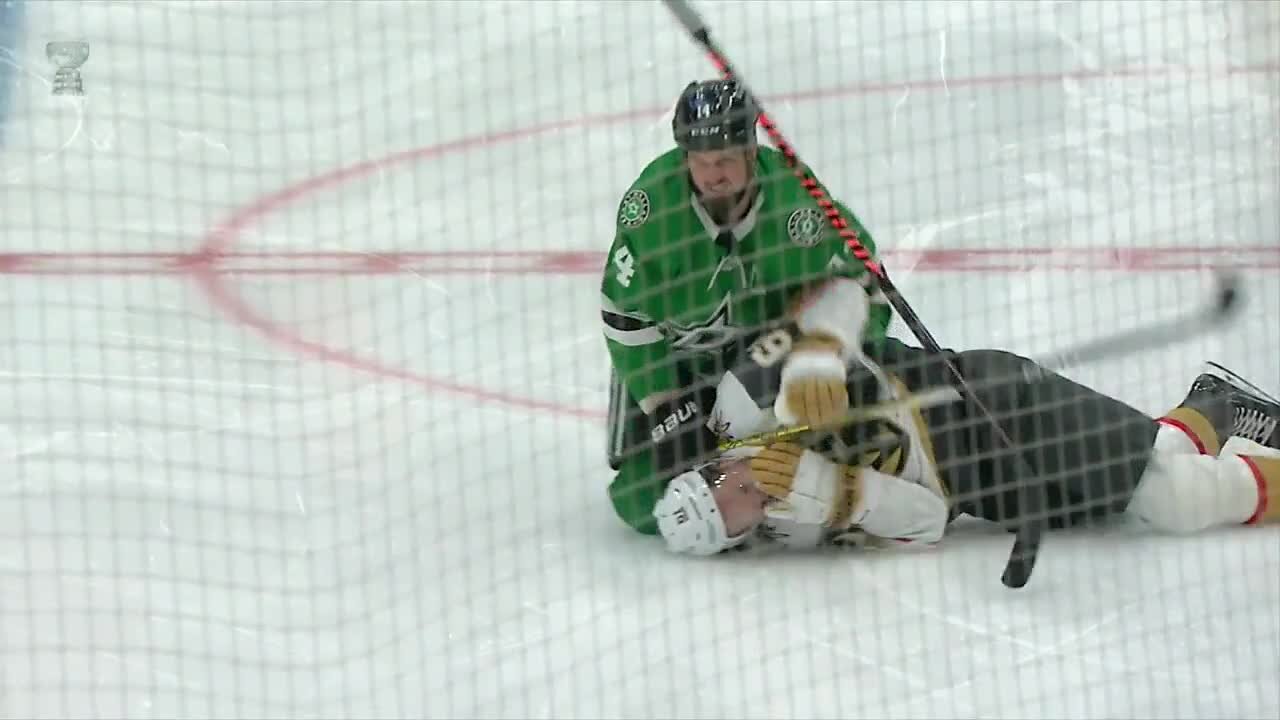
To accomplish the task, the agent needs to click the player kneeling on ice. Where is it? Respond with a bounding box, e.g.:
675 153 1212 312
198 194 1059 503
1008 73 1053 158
645 280 1280 554
602 79 894 531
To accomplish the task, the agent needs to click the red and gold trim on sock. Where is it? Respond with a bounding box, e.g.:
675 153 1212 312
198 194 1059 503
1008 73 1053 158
1238 455 1278 525
1157 406 1222 456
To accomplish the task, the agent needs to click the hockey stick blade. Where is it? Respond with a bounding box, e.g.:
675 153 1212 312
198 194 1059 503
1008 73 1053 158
1027 271 1242 379
1002 271 1243 589
1000 525 1041 588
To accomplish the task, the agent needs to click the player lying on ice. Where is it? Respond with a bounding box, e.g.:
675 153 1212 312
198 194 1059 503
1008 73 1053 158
645 285 1280 555
599 77 1279 554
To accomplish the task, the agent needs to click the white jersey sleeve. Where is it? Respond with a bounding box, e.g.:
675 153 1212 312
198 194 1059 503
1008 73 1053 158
701 326 796 443
707 369 780 442
758 465 949 550
848 468 949 544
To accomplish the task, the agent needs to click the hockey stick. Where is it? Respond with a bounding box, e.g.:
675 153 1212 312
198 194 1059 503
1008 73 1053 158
659 0 1237 588
998 270 1241 584
659 0 1049 587
717 385 962 451
719 271 1242 453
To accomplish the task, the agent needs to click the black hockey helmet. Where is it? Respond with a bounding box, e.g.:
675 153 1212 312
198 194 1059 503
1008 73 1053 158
672 79 759 152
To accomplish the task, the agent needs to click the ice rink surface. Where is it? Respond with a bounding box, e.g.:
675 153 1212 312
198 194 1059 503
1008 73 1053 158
0 1 1277 718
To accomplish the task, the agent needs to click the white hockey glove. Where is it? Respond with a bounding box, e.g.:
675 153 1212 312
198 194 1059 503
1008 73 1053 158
748 442 950 545
773 277 871 428
748 442 861 528
773 333 849 428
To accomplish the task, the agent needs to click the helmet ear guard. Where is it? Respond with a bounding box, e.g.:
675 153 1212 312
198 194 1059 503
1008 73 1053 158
672 79 760 152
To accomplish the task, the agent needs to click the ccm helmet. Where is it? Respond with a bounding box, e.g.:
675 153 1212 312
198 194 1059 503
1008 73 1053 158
672 79 759 151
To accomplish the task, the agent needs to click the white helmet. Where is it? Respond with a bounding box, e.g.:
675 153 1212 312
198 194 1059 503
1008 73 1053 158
653 463 753 556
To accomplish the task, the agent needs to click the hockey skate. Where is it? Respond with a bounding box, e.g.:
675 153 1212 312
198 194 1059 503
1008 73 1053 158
1183 362 1280 449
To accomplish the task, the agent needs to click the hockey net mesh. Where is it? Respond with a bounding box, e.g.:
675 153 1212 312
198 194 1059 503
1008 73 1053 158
0 1 1277 718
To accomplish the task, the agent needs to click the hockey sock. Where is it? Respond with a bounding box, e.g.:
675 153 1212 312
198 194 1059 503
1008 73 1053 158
1237 456 1278 524
1156 406 1225 456
1223 437 1280 525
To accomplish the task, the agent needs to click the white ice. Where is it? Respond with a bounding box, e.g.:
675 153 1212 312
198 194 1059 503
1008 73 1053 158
0 1 1277 718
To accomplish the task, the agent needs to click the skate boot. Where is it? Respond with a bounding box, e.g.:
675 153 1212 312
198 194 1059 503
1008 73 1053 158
1182 362 1280 449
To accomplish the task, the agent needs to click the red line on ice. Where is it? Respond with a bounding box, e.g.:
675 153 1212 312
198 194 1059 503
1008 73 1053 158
159 62 1277 421
0 247 1275 275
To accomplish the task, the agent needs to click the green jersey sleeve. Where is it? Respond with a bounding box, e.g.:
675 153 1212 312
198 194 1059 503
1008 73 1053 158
767 196 892 356
600 225 678 409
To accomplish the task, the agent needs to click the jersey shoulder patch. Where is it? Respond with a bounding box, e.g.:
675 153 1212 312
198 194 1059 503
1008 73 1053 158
786 206 825 247
616 149 685 231
618 188 650 228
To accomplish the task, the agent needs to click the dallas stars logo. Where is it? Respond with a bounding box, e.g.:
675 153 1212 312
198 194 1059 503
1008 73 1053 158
618 189 650 228
666 295 739 353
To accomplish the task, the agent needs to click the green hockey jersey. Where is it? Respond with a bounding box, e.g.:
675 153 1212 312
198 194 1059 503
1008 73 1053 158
601 146 892 410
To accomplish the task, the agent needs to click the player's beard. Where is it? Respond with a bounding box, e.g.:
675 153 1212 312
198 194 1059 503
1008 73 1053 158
699 180 759 226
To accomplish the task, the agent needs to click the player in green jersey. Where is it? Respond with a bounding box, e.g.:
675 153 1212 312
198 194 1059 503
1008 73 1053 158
601 79 894 534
